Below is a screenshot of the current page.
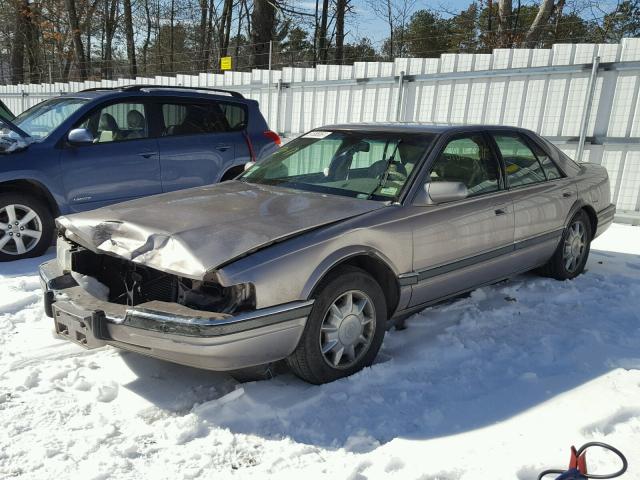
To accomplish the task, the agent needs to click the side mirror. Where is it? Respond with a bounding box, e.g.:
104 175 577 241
67 128 95 145
414 181 468 205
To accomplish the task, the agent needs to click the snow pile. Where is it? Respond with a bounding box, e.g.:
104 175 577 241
1 224 639 479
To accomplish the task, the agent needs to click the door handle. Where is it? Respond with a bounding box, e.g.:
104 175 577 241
494 208 507 216
216 145 231 152
562 191 573 198
137 151 158 158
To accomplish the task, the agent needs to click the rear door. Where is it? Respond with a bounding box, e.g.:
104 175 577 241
60 100 162 211
152 98 250 192
408 132 515 307
489 131 576 266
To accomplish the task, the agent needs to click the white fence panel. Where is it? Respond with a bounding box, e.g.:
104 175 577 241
1 38 640 217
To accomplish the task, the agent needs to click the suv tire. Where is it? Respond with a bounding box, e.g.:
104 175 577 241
0 193 54 261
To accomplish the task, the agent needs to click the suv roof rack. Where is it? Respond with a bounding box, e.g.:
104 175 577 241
80 85 244 98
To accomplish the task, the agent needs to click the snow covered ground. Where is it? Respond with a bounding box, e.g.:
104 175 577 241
1 224 639 480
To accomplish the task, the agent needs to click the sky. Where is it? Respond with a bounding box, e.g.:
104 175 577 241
293 0 488 44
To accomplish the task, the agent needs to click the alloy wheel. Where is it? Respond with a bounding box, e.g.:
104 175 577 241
0 204 43 256
562 220 586 273
319 290 376 369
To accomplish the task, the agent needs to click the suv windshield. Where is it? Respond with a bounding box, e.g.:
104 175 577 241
241 130 434 201
7 97 88 140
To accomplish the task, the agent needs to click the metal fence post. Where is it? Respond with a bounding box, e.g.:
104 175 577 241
576 56 600 163
21 90 27 113
275 78 282 134
395 71 405 122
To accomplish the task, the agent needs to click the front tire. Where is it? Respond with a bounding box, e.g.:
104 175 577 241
286 266 387 384
0 193 54 262
539 210 592 280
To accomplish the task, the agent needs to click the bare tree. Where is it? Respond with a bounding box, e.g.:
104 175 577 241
250 0 276 68
123 0 137 76
366 0 415 59
65 0 87 79
497 0 513 46
317 0 330 63
335 0 349 64
10 0 28 83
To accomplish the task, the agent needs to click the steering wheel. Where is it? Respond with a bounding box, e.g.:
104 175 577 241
367 159 408 184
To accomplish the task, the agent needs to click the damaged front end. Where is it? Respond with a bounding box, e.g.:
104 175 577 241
62 238 256 315
41 234 313 371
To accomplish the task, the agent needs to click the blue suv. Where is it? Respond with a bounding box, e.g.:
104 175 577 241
0 85 279 260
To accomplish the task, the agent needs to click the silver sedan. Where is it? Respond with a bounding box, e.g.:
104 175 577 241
40 124 614 384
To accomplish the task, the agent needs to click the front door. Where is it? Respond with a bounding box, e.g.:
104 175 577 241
408 132 515 307
60 100 162 212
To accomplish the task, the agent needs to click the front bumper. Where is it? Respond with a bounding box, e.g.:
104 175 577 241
40 260 312 371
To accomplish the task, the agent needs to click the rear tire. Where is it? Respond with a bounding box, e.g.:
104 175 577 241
538 210 592 280
286 266 387 384
0 193 54 262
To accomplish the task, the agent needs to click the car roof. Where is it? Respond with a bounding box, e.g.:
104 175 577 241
318 122 537 136
57 86 248 103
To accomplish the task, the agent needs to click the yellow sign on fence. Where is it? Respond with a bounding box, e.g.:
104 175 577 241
220 56 232 71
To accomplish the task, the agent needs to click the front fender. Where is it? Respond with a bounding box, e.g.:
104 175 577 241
300 245 401 300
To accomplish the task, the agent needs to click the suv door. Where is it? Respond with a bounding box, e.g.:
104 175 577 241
60 100 162 211
490 131 576 268
407 132 515 307
152 99 250 192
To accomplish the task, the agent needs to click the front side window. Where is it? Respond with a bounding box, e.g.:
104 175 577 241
429 134 501 197
493 133 546 187
161 102 229 136
241 130 434 201
78 102 148 143
11 97 88 140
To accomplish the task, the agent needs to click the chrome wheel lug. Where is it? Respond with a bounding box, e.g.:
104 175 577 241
7 225 11 229
19 226 24 231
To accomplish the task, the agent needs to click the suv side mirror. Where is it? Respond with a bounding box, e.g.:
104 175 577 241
68 128 95 145
414 181 468 205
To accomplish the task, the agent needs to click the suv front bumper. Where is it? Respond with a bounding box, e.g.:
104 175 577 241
40 260 312 371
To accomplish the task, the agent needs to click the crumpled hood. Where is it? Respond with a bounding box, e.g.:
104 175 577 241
57 181 384 279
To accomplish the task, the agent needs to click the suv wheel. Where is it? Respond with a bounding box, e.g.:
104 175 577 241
538 210 592 280
0 193 54 261
287 266 387 384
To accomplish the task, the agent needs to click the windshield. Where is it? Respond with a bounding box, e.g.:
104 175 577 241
240 130 435 201
8 97 88 140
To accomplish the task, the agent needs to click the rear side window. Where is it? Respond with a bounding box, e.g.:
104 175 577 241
492 133 546 187
219 102 247 130
160 102 230 136
527 139 563 180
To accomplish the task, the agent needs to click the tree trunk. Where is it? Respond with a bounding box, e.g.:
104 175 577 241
523 0 557 47
123 0 137 77
498 0 513 47
10 0 28 84
24 1 42 83
66 0 87 80
219 0 233 64
313 0 319 66
169 0 175 72
250 0 275 68
318 0 330 63
198 0 208 70
142 0 152 73
102 0 118 79
335 0 347 64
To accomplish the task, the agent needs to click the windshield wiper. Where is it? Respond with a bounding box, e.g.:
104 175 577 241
367 140 402 199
